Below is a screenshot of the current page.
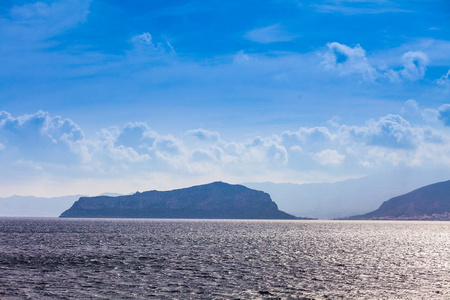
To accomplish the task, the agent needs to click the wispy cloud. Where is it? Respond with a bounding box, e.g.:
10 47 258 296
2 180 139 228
245 24 298 44
313 0 411 15
436 69 450 93
1 0 91 44
130 32 175 54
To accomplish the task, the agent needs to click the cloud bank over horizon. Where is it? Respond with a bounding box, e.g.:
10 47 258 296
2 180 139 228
1 101 449 197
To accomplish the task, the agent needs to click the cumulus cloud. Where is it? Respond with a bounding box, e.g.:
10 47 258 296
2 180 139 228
281 127 334 151
384 51 429 82
245 24 298 44
115 122 157 152
98 122 184 167
399 51 429 81
322 43 430 83
341 114 417 149
243 136 288 165
0 110 89 164
322 42 376 80
2 107 450 193
367 114 418 149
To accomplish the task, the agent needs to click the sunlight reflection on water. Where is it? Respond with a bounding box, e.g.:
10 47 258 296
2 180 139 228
0 218 449 299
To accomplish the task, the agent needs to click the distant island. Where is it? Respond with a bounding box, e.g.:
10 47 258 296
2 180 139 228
344 180 450 220
60 181 312 219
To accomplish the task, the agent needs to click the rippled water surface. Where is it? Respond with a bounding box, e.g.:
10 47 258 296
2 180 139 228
0 218 449 299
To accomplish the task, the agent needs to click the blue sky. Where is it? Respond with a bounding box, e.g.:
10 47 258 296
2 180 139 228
0 0 449 196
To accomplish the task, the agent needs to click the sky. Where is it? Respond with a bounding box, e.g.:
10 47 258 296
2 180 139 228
0 0 449 197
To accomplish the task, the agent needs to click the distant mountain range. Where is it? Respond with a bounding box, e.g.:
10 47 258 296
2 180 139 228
60 182 300 219
345 180 450 220
244 171 449 219
2 171 449 219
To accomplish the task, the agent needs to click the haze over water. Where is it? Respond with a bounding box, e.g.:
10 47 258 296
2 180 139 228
1 218 449 299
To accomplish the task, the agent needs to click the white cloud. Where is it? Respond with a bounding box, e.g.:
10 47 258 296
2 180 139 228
0 111 11 125
281 127 334 151
322 43 431 83
0 110 89 164
393 39 450 67
98 122 184 167
245 24 298 44
322 42 376 81
132 32 153 46
114 122 157 151
130 32 174 54
399 51 429 81
366 114 417 149
314 1 410 15
242 136 288 165
2 107 450 195
341 114 418 149
382 51 429 82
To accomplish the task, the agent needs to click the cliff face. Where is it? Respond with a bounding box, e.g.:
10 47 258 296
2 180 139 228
347 180 450 220
60 182 297 219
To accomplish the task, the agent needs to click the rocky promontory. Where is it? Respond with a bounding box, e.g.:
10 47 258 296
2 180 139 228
60 181 299 219
345 180 450 220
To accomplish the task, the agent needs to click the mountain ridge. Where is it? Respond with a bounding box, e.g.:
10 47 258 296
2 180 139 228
345 180 450 220
244 171 449 219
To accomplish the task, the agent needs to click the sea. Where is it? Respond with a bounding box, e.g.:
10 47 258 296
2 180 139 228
0 218 449 299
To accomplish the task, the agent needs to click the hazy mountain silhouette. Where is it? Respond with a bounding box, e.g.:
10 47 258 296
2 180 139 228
346 180 450 220
60 182 299 219
244 170 450 219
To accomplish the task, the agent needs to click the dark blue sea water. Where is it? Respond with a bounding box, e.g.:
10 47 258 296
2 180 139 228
0 218 449 299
